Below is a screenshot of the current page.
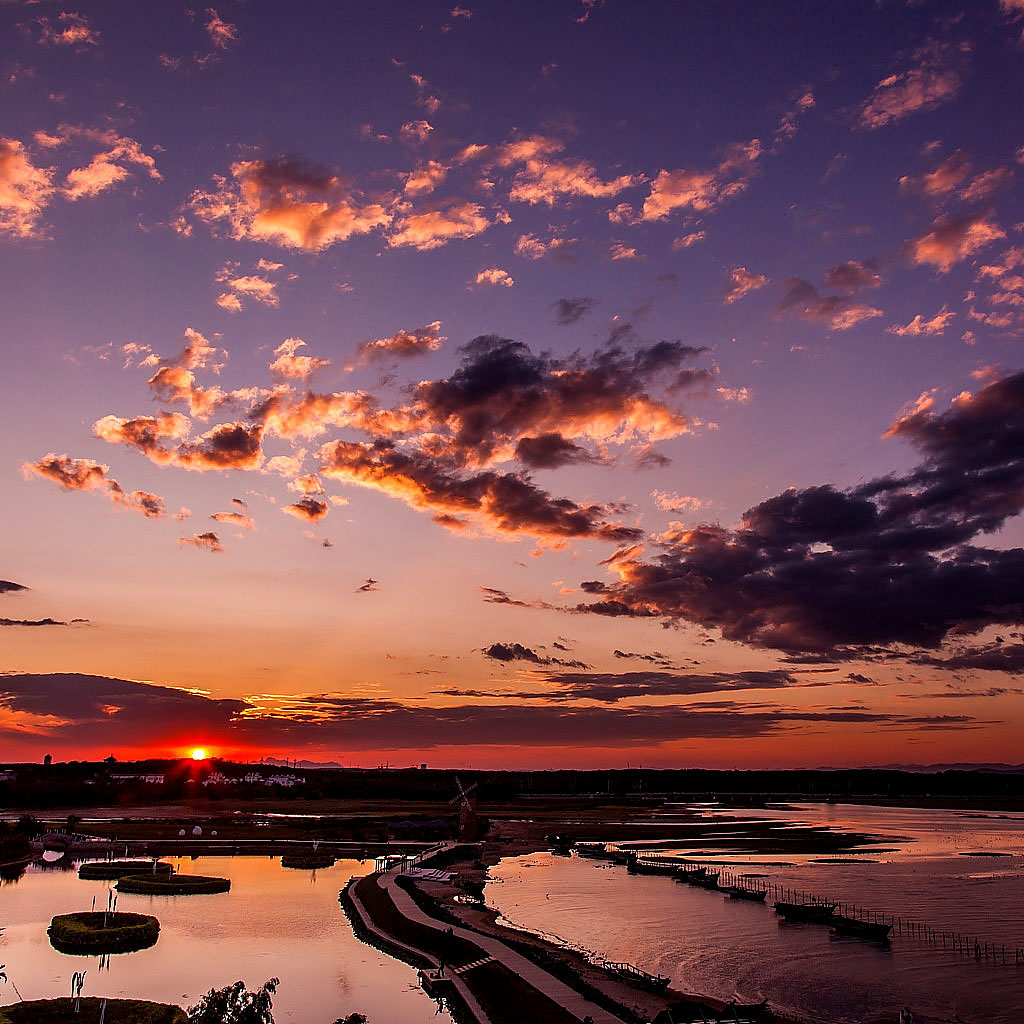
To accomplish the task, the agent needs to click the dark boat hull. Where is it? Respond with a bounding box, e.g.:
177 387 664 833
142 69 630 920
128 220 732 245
831 915 892 939
774 901 837 923
725 886 767 902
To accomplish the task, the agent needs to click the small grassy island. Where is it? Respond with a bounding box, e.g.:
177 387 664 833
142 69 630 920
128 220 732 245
116 871 231 895
281 851 336 869
0 998 185 1023
79 859 173 880
48 911 161 954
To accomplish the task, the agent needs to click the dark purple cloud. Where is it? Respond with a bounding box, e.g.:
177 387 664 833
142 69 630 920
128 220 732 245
0 673 979 754
482 642 589 669
534 668 797 702
570 369 1024 654
911 642 1024 675
514 433 600 469
552 297 598 325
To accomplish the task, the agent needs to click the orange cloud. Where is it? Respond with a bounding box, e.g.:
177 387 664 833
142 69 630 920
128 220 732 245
269 338 329 380
723 266 769 304
22 453 186 519
215 263 281 311
93 412 191 464
0 138 54 238
283 495 329 521
211 511 255 530
38 12 99 47
859 41 969 130
252 388 395 440
187 156 392 251
288 473 325 494
778 279 882 331
174 422 265 472
642 140 762 221
474 267 514 287
356 321 445 362
205 9 238 49
905 211 1005 272
500 135 638 206
514 233 579 261
318 440 640 546
179 531 224 552
388 201 489 250
888 308 956 336
404 160 448 196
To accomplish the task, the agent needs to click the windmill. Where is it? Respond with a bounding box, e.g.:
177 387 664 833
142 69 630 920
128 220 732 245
448 775 480 840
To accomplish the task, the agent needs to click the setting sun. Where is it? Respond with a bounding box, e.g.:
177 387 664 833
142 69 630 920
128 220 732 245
191 748 207 761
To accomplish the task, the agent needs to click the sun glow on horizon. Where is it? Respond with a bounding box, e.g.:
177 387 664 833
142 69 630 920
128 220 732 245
191 748 207 761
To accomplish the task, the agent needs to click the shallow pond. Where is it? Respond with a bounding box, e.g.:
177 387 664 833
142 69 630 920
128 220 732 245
0 855 450 1024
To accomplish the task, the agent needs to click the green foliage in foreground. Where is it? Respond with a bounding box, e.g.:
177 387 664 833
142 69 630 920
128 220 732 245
48 911 160 953
117 872 231 895
0 997 185 1023
184 980 368 1024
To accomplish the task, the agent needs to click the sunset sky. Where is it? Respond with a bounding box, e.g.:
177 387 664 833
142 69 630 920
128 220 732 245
3 0 1024 768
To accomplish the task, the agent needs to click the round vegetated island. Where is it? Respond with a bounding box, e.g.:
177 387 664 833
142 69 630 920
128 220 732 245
116 871 231 895
79 859 173 880
0 997 185 1023
281 851 336 869
48 911 161 954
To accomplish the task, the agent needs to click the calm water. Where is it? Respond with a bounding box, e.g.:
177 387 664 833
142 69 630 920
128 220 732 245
487 804 1024 1024
0 855 449 1023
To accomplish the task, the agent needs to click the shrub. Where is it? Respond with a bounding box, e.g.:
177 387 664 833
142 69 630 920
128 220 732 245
48 912 160 954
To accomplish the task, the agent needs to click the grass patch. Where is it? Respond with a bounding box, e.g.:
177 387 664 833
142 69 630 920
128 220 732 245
116 872 230 895
79 860 172 880
48 912 160 954
0 998 184 1023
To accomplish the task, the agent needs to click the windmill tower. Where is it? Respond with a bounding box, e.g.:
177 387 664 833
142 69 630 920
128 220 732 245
449 775 480 840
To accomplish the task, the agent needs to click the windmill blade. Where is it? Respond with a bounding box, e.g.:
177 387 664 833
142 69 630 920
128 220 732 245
447 775 479 807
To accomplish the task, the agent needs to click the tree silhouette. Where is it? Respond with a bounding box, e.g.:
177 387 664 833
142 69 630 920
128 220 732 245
187 978 279 1024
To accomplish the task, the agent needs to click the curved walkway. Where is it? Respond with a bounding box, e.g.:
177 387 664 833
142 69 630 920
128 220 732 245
378 865 628 1024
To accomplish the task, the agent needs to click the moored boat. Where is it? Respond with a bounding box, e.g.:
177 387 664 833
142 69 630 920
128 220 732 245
575 841 607 858
830 914 893 940
674 866 708 882
774 900 837 923
629 855 679 876
723 885 767 902
691 871 721 889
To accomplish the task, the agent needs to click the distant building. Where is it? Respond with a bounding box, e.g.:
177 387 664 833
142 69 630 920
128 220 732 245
111 773 165 785
201 771 233 787
265 774 301 787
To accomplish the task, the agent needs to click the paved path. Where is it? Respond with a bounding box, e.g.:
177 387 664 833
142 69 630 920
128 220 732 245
379 866 628 1024
344 875 491 1024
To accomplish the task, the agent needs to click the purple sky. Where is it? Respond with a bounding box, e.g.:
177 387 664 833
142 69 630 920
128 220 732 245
2 0 1023 767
